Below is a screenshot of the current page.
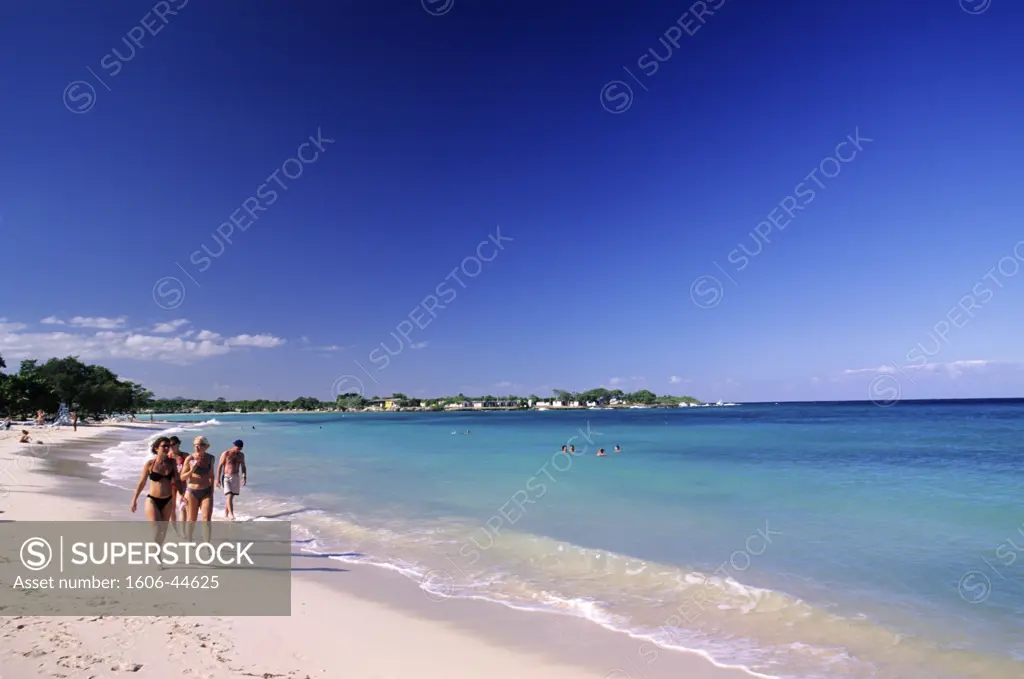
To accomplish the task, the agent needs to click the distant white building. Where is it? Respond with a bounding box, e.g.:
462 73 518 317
472 401 484 409
569 401 581 408
552 400 564 408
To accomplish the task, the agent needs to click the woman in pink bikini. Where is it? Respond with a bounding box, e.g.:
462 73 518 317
167 436 189 532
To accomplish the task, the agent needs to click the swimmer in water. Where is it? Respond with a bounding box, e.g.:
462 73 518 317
569 445 576 454
614 445 621 453
597 448 607 457
561 445 567 453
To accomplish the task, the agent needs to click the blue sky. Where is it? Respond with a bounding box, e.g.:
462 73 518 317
1 0 1023 402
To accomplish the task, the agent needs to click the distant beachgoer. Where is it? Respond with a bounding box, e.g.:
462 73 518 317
217 440 247 520
561 445 567 453
130 437 181 546
569 445 576 454
36 410 44 427
614 445 621 453
1 417 11 431
597 448 607 457
181 436 216 541
19 430 30 443
71 411 78 431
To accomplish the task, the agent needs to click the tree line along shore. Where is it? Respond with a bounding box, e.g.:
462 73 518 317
149 389 704 414
0 353 703 419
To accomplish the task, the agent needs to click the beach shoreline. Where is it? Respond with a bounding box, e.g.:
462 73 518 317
0 423 751 679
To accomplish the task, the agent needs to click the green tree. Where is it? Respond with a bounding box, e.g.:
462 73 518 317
628 389 657 405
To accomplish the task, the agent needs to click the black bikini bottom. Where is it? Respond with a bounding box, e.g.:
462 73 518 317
148 495 172 513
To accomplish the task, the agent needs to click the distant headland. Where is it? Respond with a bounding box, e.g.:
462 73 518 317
148 388 717 414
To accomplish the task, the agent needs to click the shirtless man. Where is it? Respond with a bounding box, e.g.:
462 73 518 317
217 439 247 520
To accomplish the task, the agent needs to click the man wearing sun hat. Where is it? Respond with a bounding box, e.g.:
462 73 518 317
216 439 247 520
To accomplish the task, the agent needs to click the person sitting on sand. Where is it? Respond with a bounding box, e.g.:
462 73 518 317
1 417 11 431
18 430 30 443
597 448 607 457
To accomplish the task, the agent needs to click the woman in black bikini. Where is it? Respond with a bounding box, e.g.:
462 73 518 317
181 435 216 542
129 437 181 543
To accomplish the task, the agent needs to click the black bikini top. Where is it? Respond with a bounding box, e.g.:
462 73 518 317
149 462 173 482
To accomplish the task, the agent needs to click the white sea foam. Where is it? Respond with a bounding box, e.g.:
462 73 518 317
90 419 223 488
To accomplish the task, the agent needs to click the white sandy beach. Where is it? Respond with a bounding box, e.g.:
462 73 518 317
0 424 751 679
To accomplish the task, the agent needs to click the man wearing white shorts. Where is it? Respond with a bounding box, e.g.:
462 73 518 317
216 439 247 520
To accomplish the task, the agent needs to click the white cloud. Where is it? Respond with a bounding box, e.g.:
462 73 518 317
410 342 428 349
843 365 897 375
843 360 1008 379
301 344 345 352
0 318 28 333
226 334 286 349
68 316 127 329
0 316 286 365
152 319 190 333
608 376 643 387
669 375 681 384
40 316 64 325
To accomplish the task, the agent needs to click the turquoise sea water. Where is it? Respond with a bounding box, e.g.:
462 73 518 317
96 402 1024 679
